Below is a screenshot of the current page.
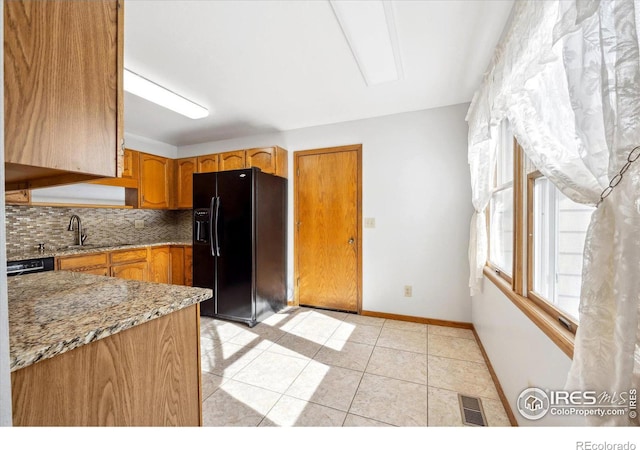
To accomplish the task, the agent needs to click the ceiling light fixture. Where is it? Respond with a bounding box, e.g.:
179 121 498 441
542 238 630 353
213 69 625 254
330 0 403 86
123 69 209 119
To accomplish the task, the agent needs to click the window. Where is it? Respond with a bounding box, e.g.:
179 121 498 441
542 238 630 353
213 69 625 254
484 124 594 356
487 121 514 280
528 173 595 328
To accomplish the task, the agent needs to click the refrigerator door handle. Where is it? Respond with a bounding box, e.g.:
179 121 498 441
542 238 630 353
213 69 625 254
209 197 216 257
214 196 221 257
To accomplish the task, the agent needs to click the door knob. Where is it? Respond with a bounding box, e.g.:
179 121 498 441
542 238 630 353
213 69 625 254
348 237 355 244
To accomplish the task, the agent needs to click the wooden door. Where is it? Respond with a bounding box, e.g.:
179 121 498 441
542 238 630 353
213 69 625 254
197 154 218 173
218 151 246 171
139 153 170 209
294 145 362 312
175 157 196 209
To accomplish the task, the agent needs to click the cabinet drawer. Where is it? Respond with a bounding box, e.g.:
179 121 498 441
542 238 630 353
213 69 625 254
79 267 110 276
57 253 108 271
110 248 148 265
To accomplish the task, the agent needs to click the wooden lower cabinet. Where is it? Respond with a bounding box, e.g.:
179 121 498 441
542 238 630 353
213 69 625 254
184 247 193 287
111 261 147 281
56 245 192 285
110 248 148 281
11 304 202 426
149 246 171 284
81 267 110 276
57 253 109 273
170 246 185 286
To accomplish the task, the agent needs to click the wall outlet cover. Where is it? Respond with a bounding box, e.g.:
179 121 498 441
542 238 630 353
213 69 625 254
364 217 376 228
404 285 412 297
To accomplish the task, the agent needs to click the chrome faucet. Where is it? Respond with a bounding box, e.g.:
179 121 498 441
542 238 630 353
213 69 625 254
67 214 87 246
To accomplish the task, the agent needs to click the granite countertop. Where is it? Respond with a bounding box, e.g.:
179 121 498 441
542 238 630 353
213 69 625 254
7 241 192 262
8 271 212 372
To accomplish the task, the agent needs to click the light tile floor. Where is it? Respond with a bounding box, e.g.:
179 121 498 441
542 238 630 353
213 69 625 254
199 306 512 427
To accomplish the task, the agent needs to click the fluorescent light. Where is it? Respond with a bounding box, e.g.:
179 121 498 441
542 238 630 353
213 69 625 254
123 69 209 119
330 0 403 86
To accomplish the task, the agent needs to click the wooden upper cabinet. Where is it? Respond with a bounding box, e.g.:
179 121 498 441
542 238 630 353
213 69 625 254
139 153 171 209
122 149 139 180
196 155 218 173
218 151 246 172
5 190 31 205
4 0 124 190
175 157 196 209
246 146 288 178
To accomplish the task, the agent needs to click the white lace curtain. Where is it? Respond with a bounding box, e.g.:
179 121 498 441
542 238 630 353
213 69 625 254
467 0 640 426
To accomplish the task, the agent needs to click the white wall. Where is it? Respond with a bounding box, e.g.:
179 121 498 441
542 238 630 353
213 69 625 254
124 132 178 159
0 0 13 425
181 104 474 322
472 275 583 426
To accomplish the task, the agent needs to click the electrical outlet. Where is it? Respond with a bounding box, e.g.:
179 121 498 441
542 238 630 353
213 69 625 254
404 285 412 297
364 217 376 228
135 220 144 229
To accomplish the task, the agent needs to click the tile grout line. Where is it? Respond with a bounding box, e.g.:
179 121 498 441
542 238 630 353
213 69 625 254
339 317 385 426
426 327 429 426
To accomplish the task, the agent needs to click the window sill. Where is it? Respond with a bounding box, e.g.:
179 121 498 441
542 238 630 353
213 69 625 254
483 266 575 359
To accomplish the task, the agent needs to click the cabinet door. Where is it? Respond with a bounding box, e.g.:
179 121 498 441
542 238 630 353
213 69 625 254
111 262 148 281
139 153 171 209
4 1 123 188
149 246 171 284
122 149 139 179
218 151 245 172
196 155 218 173
246 147 276 174
170 246 185 285
175 158 196 209
184 247 193 286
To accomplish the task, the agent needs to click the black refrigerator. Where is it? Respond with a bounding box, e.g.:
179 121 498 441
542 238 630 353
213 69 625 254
192 167 287 327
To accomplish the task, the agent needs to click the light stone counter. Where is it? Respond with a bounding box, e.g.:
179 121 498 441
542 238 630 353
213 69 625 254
8 270 212 372
6 240 192 262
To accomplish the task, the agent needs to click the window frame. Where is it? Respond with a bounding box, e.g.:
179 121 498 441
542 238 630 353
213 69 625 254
486 123 515 284
484 135 578 359
526 171 580 335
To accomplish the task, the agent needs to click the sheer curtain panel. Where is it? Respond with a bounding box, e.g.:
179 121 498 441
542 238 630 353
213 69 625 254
466 0 640 425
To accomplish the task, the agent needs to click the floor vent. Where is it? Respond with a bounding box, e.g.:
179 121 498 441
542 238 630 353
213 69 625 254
458 394 487 426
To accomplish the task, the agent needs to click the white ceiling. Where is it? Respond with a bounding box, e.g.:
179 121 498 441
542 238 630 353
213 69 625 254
124 0 513 147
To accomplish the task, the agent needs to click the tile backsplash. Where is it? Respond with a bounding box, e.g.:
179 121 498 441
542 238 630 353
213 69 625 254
5 206 192 255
